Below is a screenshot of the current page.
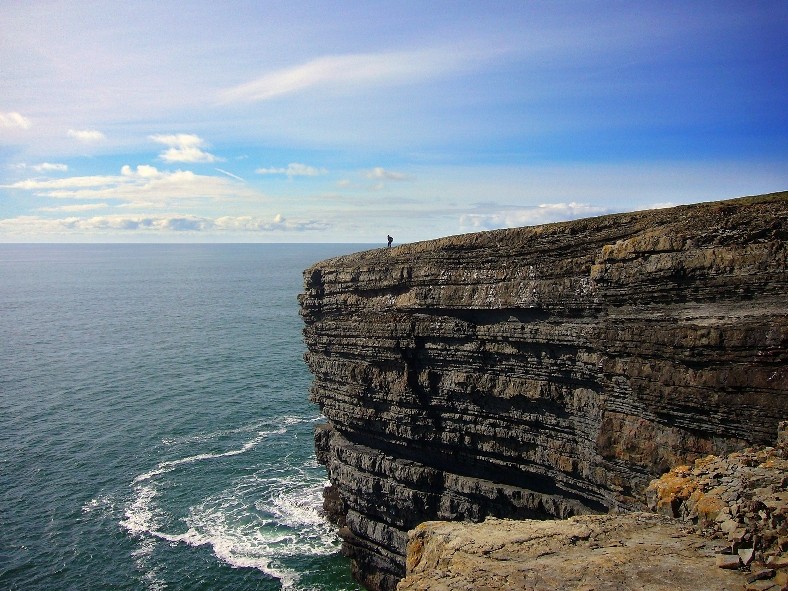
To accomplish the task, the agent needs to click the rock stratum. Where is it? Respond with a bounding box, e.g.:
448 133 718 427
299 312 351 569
299 192 788 590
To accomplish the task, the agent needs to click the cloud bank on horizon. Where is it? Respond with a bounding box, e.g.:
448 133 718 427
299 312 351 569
1 1 786 242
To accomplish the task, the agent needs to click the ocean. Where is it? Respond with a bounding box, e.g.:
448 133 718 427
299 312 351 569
0 244 367 591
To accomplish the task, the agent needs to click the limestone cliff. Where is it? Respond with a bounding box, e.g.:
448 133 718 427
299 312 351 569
299 192 788 591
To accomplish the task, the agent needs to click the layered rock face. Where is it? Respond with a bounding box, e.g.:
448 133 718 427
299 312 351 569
300 192 788 590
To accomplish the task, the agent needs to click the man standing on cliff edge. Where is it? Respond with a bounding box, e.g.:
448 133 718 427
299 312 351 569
387 235 393 248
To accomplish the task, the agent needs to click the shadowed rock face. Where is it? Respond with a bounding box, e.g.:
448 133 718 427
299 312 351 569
299 192 788 591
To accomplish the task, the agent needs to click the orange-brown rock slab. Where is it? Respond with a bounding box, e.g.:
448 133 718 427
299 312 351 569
398 513 745 591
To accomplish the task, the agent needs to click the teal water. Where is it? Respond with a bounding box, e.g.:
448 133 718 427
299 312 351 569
0 244 366 591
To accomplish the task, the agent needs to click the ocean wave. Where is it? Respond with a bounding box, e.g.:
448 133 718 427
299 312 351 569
135 424 291 484
160 415 316 447
121 415 340 589
81 494 115 515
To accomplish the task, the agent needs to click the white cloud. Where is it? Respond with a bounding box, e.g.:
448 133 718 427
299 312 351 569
213 213 327 232
37 203 108 212
255 162 326 178
31 162 69 173
121 164 161 178
5 164 261 207
0 111 31 129
150 134 219 163
460 202 611 231
68 129 106 142
0 213 329 234
365 167 409 181
9 174 121 191
218 47 478 103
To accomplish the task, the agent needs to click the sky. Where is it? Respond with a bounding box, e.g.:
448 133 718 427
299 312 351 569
1 1 786 243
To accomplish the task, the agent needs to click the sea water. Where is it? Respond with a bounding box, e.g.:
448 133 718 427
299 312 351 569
0 244 366 591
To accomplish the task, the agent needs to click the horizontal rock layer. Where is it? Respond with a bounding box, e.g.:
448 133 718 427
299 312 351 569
300 192 788 590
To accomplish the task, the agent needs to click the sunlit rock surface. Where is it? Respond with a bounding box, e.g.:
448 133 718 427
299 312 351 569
397 513 744 591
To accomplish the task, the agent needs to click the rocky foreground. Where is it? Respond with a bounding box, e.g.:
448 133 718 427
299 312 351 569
300 191 788 590
399 514 742 591
398 425 788 590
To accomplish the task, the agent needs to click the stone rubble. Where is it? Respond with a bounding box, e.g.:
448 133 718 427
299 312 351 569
646 421 788 590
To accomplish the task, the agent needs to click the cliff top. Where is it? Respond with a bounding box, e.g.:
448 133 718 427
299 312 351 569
306 191 787 272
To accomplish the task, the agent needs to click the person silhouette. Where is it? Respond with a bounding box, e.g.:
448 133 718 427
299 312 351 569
387 235 393 248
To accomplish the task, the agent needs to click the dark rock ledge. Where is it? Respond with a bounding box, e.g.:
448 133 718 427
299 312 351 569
299 191 788 591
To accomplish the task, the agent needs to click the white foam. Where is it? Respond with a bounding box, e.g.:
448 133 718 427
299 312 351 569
155 522 300 588
120 482 161 534
136 424 288 484
81 493 115 514
161 415 310 446
129 531 167 591
269 481 330 530
122 415 340 589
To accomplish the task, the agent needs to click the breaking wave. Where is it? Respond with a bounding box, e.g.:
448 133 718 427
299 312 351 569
120 416 341 589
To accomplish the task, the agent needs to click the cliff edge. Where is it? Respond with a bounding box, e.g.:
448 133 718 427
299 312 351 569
299 191 788 590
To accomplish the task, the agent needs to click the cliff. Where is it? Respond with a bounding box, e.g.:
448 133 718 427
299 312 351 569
299 191 788 590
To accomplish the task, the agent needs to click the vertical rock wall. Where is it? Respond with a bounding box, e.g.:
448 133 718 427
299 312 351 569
299 192 788 591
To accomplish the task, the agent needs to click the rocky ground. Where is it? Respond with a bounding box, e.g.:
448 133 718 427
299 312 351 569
396 424 788 591
398 513 743 591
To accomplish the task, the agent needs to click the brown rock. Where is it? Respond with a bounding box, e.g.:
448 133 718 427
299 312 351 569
398 514 746 591
740 548 756 565
768 555 788 569
716 554 741 569
747 569 776 583
774 569 788 586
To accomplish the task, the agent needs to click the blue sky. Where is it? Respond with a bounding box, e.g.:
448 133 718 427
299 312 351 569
1 1 786 243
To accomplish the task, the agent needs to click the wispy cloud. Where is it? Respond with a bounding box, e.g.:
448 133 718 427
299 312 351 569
37 203 108 212
219 47 481 103
214 168 245 182
32 162 69 173
0 111 31 129
0 213 328 234
255 162 326 178
68 129 106 142
5 164 261 207
213 213 327 232
9 174 120 191
365 167 409 181
459 202 611 231
150 134 219 163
